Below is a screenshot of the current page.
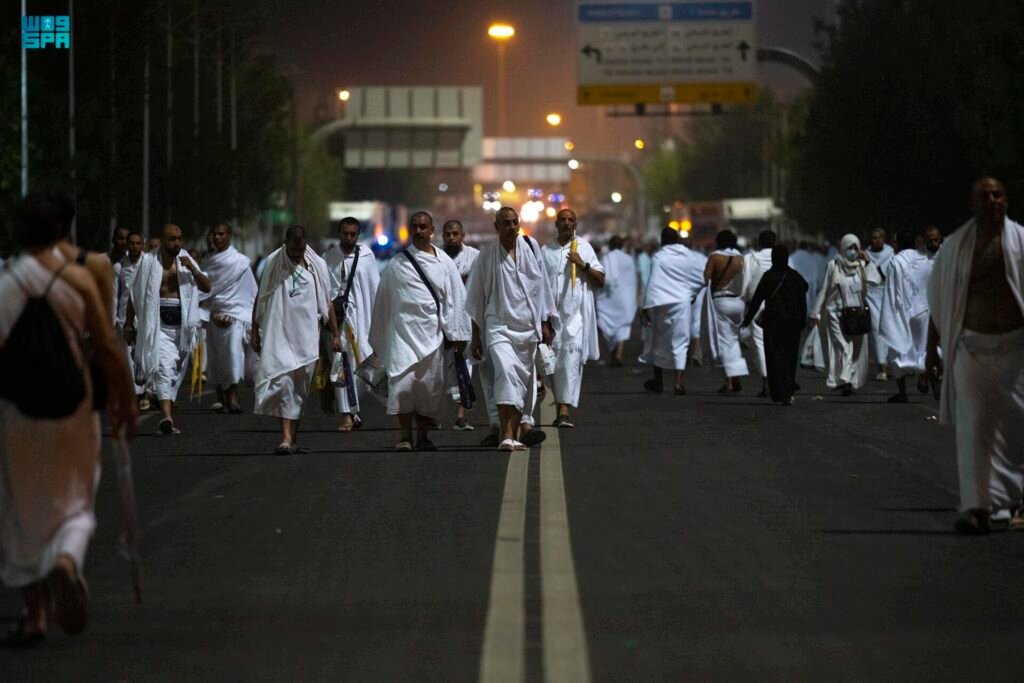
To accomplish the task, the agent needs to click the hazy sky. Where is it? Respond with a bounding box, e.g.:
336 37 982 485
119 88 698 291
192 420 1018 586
255 0 831 155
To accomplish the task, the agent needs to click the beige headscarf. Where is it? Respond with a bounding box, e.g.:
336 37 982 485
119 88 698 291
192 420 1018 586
837 234 863 276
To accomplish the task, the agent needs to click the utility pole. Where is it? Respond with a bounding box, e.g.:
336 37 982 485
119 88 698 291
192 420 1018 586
20 0 28 197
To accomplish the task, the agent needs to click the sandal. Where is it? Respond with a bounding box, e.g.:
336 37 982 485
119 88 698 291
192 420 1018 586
520 429 546 447
158 418 180 435
416 438 437 452
292 446 311 455
673 386 687 396
274 443 293 455
395 441 413 452
954 508 991 535
498 439 527 451
228 405 243 415
48 556 89 636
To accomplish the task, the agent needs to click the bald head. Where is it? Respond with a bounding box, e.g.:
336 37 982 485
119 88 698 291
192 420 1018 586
161 223 183 257
442 219 465 253
555 208 578 245
972 176 1008 228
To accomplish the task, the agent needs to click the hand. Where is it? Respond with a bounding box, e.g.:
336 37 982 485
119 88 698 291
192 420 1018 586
567 251 586 268
332 335 342 353
179 255 194 272
541 321 555 345
251 328 261 354
108 393 139 438
471 337 483 361
806 317 818 331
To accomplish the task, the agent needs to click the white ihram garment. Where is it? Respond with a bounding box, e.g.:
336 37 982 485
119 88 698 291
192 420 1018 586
865 244 894 364
928 217 1024 512
369 245 470 417
130 251 205 400
740 248 774 377
253 246 330 419
543 238 603 407
702 249 749 378
596 249 637 344
325 244 380 414
879 248 935 377
813 254 882 389
115 255 145 394
0 256 100 587
466 236 557 415
639 244 706 370
201 246 258 388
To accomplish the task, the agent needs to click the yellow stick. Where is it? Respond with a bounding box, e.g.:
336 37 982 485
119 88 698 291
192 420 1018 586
570 238 578 288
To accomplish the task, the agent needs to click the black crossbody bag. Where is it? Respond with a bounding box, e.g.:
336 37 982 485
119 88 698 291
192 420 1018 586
837 263 872 336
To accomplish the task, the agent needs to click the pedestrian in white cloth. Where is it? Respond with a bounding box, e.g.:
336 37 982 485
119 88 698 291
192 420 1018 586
200 223 257 414
369 211 471 452
639 227 707 394
927 177 1024 535
596 235 637 367
740 230 777 397
702 230 749 393
810 233 882 395
0 193 137 646
252 225 340 455
115 231 147 402
865 228 895 379
541 209 605 428
126 224 211 435
442 219 480 431
466 206 557 451
878 227 941 403
324 217 380 432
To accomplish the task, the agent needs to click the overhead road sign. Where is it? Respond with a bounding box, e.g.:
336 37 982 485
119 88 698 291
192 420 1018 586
576 1 758 105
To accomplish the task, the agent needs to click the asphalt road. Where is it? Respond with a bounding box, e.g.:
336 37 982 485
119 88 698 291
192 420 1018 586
3 342 1023 681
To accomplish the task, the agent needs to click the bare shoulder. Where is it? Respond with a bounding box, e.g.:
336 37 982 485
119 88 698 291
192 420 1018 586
59 262 102 300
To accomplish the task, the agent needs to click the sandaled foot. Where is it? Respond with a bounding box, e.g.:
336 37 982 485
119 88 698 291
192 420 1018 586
395 440 414 452
840 384 855 396
292 446 311 454
274 443 293 455
416 438 437 452
954 508 991 535
3 623 45 649
453 417 475 431
480 433 499 448
887 394 909 404
48 556 89 636
158 418 180 435
337 416 354 432
643 379 664 394
673 386 687 396
731 380 743 393
1009 507 1024 532
520 429 546 447
228 405 243 414
553 414 574 428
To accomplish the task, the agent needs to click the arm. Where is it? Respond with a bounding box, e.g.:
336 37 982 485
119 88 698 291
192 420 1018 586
181 255 212 293
741 276 771 327
250 282 262 353
471 320 483 361
325 297 342 352
567 250 605 288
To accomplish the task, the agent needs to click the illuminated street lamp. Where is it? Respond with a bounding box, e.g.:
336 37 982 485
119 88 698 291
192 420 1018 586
487 23 515 137
546 113 562 127
634 138 646 150
337 89 351 102
567 159 579 170
611 192 623 204
564 140 575 151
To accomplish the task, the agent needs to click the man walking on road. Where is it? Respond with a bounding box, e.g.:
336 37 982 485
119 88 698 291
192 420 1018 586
369 211 470 451
442 219 479 431
115 231 147 406
324 217 380 432
596 235 637 367
866 227 895 380
742 229 777 397
252 226 340 455
466 206 557 451
541 209 604 428
640 227 707 394
879 228 940 403
927 177 1024 534
127 224 211 435
200 223 258 414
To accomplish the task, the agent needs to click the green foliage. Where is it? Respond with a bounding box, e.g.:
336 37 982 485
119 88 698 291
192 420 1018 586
297 133 345 238
789 0 1024 237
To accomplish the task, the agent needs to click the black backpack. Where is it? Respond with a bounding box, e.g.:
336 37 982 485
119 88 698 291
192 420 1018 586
0 262 88 419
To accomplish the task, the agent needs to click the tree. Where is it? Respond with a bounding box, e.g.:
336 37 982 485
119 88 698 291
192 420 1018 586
788 0 1024 238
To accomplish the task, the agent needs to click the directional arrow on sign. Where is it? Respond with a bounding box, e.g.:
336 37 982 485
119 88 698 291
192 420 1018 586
737 41 751 62
581 44 603 64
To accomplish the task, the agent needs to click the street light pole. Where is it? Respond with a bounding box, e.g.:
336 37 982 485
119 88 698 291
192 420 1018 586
487 24 514 138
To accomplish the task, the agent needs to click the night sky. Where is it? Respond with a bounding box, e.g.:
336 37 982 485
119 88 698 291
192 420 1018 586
255 0 830 155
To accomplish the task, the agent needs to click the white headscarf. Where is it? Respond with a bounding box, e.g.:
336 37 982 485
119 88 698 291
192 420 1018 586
837 234 863 276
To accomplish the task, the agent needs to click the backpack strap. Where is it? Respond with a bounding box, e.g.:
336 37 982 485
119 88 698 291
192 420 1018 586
401 249 447 341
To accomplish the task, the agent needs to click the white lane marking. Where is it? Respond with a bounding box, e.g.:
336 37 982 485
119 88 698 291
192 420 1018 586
538 400 592 683
479 450 529 683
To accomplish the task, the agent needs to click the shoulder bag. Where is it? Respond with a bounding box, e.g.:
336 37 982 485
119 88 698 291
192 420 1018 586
838 264 872 336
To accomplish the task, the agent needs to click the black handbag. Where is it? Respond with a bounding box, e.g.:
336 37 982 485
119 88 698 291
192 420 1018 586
837 264 872 336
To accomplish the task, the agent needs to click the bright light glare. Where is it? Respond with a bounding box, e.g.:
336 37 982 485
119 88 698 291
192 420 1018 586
634 138 645 150
567 159 579 170
376 234 390 246
610 192 623 204
488 24 515 39
502 180 516 192
546 113 562 126
338 89 351 102
438 183 449 192
564 140 574 151
520 200 543 224
545 207 557 218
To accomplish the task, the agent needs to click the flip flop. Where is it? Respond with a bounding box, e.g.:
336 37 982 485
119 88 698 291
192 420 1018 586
416 439 438 452
499 439 528 451
352 415 363 430
228 405 243 414
274 443 293 455
158 418 180 435
292 446 311 454
48 557 90 636
395 441 413 452
520 429 546 447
